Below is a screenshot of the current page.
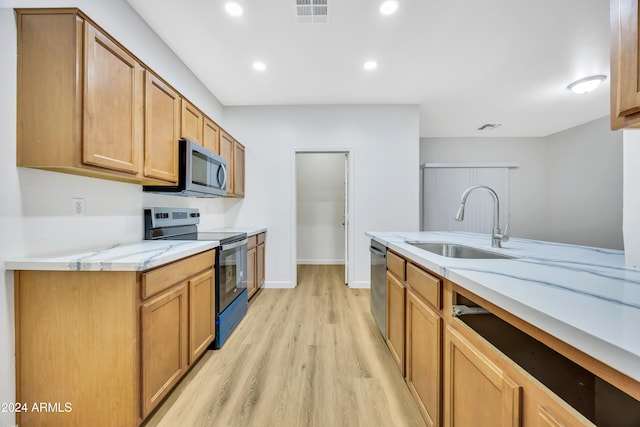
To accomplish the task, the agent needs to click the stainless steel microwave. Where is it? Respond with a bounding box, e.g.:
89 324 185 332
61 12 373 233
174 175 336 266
143 139 227 197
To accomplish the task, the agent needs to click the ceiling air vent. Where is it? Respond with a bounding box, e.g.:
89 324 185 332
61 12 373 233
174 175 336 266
477 123 502 131
296 0 328 24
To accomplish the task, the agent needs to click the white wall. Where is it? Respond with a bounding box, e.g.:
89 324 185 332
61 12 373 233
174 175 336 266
0 3 227 425
547 117 623 249
296 153 345 264
224 105 420 288
623 129 640 267
421 136 549 240
421 117 623 249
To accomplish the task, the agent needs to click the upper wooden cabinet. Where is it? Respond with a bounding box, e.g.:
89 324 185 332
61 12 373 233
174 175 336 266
611 0 640 129
233 141 245 197
181 99 204 144
144 72 180 183
203 117 221 154
17 9 145 182
220 130 235 194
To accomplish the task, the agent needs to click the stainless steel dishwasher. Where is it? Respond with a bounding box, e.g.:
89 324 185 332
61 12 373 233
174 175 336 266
369 239 387 338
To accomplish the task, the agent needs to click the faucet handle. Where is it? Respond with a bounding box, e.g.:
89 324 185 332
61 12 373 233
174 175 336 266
501 224 510 242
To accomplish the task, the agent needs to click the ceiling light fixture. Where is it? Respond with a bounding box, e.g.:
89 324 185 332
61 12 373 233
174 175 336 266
380 0 398 15
252 61 266 71
363 61 378 71
225 2 243 17
567 75 606 94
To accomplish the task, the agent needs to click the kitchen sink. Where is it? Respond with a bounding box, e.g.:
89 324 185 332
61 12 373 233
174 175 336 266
405 242 515 260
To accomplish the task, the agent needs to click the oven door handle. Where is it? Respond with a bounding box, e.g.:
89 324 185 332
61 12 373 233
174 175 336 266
219 238 248 251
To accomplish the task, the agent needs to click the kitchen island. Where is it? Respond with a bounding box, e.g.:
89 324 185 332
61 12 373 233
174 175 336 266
367 231 640 427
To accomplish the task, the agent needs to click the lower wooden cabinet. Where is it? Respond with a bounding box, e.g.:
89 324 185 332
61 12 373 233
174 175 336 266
386 270 406 374
14 249 216 426
188 269 215 363
247 232 266 300
444 325 522 427
406 289 442 427
141 283 189 418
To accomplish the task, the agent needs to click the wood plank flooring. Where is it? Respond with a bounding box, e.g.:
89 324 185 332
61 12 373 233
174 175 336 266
144 265 426 427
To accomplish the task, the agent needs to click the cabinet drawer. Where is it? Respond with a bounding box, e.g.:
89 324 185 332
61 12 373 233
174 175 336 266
142 250 214 299
247 235 258 250
257 232 266 245
407 263 441 309
387 250 406 280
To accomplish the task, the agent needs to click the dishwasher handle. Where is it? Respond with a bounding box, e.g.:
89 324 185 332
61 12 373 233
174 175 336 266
369 245 386 258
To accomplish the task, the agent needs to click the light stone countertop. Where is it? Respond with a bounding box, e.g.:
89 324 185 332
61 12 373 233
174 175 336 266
366 231 640 383
4 240 218 272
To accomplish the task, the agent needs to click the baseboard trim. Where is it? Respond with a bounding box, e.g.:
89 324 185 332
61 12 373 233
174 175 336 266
261 281 295 289
348 281 370 289
296 259 345 265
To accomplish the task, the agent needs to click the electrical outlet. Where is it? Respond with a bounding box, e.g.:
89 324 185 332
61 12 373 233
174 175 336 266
72 198 85 216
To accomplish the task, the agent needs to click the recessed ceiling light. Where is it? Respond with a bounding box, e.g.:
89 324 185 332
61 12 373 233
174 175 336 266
567 75 606 94
363 61 378 71
252 61 266 71
380 0 398 15
225 2 243 17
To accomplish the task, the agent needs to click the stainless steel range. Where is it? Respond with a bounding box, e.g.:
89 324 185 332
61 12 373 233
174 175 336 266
144 207 248 348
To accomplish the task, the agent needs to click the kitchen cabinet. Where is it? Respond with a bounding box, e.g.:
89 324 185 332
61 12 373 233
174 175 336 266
16 9 147 183
247 235 258 299
611 0 640 129
204 117 221 154
14 249 215 426
144 71 181 183
405 263 442 427
257 232 266 287
386 269 406 374
181 99 204 144
247 232 266 300
220 130 235 194
141 283 188 418
233 141 245 197
443 325 522 427
188 269 215 363
386 250 406 374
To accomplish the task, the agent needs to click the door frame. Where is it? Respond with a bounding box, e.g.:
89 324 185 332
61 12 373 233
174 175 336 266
291 148 354 287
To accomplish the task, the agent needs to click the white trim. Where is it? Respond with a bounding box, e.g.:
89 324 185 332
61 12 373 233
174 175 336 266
421 162 520 169
296 259 345 265
261 281 295 289
349 281 369 289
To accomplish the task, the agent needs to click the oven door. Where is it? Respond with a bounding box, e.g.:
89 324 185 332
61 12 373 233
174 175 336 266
217 239 248 313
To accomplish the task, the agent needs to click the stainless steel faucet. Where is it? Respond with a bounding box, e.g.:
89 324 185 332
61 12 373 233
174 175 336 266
454 185 509 248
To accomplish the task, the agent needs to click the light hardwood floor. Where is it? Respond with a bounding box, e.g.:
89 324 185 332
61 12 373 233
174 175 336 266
144 265 426 427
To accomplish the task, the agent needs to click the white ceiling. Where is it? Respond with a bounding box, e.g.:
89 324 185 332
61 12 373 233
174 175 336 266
124 0 611 138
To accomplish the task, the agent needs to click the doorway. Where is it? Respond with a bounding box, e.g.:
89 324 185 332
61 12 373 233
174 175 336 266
291 150 352 287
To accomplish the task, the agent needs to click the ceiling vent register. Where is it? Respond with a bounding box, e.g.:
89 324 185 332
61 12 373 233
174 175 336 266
296 0 328 24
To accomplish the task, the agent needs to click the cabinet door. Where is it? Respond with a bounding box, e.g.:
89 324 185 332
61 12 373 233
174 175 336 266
203 117 220 154
257 241 265 288
181 99 203 144
220 130 235 194
406 290 442 427
386 271 406 374
611 0 640 129
83 21 142 174
233 141 245 197
444 326 522 427
141 284 188 418
247 246 257 299
144 72 180 183
189 270 215 363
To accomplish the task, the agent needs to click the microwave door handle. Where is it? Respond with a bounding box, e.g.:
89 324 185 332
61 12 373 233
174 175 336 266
220 238 248 251
218 164 228 189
